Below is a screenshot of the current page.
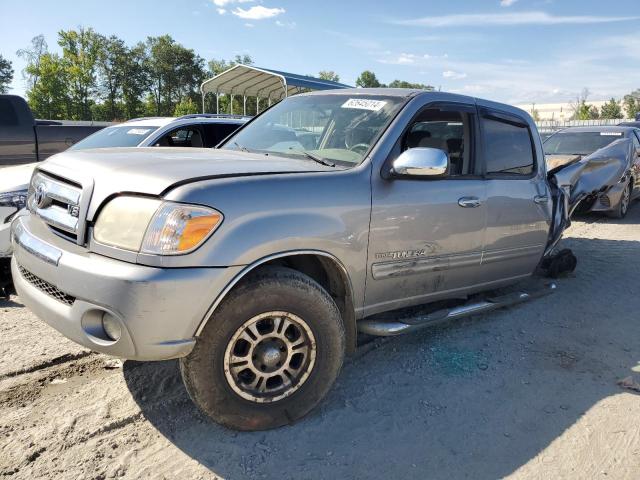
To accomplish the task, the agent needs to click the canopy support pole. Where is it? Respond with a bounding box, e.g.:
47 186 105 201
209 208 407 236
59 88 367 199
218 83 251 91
243 96 247 116
215 90 219 114
230 94 233 115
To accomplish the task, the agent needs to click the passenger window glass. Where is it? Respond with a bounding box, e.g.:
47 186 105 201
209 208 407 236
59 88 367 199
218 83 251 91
403 109 472 176
482 117 534 176
632 132 640 151
155 128 203 148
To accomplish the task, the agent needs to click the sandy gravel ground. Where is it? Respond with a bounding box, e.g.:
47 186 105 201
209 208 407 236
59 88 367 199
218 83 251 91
1 205 640 479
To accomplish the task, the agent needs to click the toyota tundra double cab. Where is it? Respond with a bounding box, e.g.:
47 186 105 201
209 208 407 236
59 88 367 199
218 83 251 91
10 89 617 430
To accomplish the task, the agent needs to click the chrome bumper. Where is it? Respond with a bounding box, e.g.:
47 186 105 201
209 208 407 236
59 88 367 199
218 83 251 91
11 215 243 360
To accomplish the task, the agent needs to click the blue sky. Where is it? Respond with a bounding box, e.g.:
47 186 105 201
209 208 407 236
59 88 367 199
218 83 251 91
1 0 638 105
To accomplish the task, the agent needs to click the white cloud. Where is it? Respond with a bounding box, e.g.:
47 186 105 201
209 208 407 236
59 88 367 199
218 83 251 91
275 20 297 28
232 5 285 20
443 70 467 80
500 0 518 6
212 0 252 6
395 11 640 27
244 23 255 28
211 0 255 15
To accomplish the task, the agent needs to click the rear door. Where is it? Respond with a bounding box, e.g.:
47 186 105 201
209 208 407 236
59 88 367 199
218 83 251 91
477 106 551 282
365 101 488 316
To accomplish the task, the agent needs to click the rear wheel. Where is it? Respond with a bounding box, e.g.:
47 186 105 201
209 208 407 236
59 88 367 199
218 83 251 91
610 181 631 219
180 266 345 431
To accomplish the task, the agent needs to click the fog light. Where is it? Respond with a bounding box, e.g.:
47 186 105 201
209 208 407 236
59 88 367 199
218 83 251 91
102 313 122 342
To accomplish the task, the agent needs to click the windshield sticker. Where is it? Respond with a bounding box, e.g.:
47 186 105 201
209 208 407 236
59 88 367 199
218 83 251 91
341 99 387 111
127 128 153 135
600 132 623 136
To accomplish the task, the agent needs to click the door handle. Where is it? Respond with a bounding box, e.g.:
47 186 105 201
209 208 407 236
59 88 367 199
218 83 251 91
534 195 549 204
458 197 481 208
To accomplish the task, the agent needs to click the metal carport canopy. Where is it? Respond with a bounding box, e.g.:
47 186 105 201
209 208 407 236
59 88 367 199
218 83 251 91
200 64 352 104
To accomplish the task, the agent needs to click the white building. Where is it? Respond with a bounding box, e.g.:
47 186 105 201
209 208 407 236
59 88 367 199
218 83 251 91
514 100 611 121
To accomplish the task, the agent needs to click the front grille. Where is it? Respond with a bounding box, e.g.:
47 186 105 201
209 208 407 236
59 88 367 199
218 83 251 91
30 172 83 243
599 194 611 208
18 265 75 306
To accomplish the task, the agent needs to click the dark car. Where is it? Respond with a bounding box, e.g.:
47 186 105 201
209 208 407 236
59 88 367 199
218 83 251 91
544 126 640 217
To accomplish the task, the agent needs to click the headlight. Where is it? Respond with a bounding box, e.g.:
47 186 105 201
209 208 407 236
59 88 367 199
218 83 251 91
94 196 223 255
0 189 28 223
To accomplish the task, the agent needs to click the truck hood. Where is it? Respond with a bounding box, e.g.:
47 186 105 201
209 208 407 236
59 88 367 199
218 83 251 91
38 147 336 218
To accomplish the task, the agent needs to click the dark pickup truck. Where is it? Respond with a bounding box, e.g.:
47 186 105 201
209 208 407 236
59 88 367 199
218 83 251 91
0 95 110 167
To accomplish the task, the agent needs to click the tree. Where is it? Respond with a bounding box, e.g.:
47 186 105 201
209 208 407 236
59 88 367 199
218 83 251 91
600 98 622 119
96 35 128 120
121 42 149 119
174 98 199 116
25 53 68 119
529 103 540 122
318 70 340 82
144 35 206 116
355 70 381 88
58 27 103 120
387 79 434 90
0 55 13 93
16 35 48 91
623 89 640 119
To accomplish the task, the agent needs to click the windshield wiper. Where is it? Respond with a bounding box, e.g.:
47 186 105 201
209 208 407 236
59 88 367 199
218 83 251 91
291 149 335 167
234 141 251 153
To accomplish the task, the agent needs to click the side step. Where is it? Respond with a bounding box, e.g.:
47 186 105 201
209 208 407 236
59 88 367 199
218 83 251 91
357 282 557 337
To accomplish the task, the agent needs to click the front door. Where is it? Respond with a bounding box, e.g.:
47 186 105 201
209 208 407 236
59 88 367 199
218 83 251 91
365 103 488 317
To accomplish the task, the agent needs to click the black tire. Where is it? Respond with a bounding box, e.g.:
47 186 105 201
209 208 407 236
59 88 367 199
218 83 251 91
180 266 345 431
610 181 631 219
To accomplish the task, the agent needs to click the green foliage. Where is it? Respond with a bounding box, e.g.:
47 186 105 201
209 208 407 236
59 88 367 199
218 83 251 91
174 98 199 116
16 35 48 91
599 98 623 119
318 70 340 82
58 27 103 120
623 90 640 119
355 70 434 90
355 70 381 88
25 53 68 119
0 54 13 93
387 80 434 90
144 35 206 116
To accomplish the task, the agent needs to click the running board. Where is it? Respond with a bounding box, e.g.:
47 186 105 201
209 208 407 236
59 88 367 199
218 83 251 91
357 282 557 337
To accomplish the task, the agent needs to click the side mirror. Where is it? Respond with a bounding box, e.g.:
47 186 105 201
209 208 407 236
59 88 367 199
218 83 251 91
391 147 449 178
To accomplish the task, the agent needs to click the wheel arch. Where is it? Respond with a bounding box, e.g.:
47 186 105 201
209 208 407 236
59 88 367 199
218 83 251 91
195 250 358 354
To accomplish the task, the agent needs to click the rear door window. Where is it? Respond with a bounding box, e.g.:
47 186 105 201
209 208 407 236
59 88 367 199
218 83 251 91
0 98 19 126
481 115 535 176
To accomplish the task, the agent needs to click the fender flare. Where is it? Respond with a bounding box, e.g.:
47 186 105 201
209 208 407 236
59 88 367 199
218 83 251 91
194 250 357 346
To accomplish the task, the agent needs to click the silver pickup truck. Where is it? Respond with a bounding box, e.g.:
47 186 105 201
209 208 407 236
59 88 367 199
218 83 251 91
10 89 629 431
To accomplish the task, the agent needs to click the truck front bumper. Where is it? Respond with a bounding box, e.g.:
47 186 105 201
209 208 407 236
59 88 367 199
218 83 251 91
11 216 243 361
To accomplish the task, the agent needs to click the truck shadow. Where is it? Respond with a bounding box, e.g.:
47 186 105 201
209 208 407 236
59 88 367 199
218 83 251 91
123 235 640 479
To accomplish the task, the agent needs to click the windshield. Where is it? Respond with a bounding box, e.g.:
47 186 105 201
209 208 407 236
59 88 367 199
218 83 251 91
221 94 406 166
69 125 159 150
544 131 624 156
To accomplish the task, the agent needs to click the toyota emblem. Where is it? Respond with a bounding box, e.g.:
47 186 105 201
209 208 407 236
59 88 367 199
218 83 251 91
34 184 49 209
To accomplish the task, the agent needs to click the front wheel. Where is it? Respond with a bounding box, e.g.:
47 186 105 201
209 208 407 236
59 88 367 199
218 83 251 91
610 181 631 219
180 266 345 431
